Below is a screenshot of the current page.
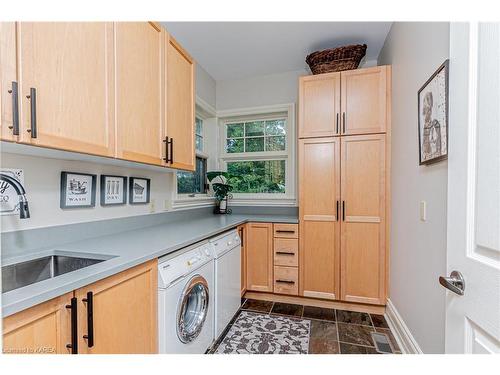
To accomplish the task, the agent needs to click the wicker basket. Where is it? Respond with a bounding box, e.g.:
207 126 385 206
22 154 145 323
306 44 367 74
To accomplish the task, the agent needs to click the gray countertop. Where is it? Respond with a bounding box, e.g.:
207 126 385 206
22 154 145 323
2 213 298 317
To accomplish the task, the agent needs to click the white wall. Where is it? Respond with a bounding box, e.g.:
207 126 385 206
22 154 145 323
0 153 174 233
196 64 217 109
378 22 450 353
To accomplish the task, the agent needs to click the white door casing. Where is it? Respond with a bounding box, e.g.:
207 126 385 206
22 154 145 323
446 22 500 353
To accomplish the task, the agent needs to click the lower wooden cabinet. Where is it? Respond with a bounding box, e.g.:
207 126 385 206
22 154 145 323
75 259 157 354
246 222 273 292
273 266 298 296
2 292 74 354
2 260 157 354
238 224 247 296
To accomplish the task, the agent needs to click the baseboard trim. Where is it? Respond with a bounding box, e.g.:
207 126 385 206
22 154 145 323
244 291 386 315
385 298 423 354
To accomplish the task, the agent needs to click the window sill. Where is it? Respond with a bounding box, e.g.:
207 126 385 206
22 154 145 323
172 195 215 210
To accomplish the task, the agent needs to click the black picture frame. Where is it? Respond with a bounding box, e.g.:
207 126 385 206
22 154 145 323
100 175 127 206
129 177 151 205
417 59 449 165
60 172 97 209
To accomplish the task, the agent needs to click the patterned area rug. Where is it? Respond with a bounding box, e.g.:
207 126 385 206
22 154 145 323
215 311 310 354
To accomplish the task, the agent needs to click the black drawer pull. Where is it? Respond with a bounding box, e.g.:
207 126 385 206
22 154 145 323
336 113 339 134
82 291 94 348
8 81 19 135
336 200 339 221
169 137 174 163
276 230 295 234
65 297 78 354
276 251 295 256
342 112 346 134
276 280 295 285
163 136 169 162
342 201 346 221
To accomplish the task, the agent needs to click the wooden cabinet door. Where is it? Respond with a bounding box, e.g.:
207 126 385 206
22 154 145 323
238 224 247 296
165 35 195 171
299 138 341 300
115 22 164 165
75 260 158 354
246 222 273 292
340 134 386 305
16 22 115 156
2 293 74 354
299 72 341 138
340 66 389 135
0 22 18 142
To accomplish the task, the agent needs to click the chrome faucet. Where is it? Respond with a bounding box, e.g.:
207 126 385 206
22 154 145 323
0 173 30 219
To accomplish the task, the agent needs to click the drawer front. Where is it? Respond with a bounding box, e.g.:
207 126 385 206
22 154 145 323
274 266 299 296
274 238 299 267
273 223 299 238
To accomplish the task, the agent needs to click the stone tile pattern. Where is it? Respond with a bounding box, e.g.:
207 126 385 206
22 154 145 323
210 299 401 354
214 311 310 354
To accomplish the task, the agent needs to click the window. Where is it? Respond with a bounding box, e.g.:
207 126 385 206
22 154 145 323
195 117 203 152
226 119 286 153
177 116 207 196
177 157 207 195
221 112 291 197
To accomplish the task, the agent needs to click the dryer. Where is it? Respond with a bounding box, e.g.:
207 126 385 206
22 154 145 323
158 241 215 354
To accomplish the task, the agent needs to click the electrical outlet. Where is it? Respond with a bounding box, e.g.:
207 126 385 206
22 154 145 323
150 199 156 213
420 201 427 221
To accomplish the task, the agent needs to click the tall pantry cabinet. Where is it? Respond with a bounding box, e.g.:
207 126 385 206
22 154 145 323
298 65 390 306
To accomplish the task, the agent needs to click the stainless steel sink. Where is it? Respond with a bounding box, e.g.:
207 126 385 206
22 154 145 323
2 255 106 293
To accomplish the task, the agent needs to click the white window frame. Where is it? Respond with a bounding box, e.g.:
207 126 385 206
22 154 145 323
218 103 296 205
173 97 216 209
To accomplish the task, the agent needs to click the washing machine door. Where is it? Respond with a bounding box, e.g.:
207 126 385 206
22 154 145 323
176 274 210 343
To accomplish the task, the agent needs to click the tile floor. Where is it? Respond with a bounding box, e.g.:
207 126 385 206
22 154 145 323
210 298 402 354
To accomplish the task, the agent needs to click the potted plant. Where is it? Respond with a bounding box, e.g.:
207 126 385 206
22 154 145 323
207 171 233 214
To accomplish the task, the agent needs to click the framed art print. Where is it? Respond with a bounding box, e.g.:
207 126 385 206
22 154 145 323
100 175 127 206
418 59 449 165
129 177 151 205
60 172 97 208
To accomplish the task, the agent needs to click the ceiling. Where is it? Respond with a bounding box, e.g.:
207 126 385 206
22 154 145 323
162 22 392 81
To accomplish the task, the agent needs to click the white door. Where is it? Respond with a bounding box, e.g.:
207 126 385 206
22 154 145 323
445 22 500 353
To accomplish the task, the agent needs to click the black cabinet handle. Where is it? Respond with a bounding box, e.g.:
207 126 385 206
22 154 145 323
342 201 346 221
82 291 94 348
276 230 295 234
169 137 174 163
163 136 169 162
276 251 295 256
336 200 340 221
65 297 78 354
342 112 346 134
26 88 37 138
336 113 339 134
276 280 295 285
7 81 19 135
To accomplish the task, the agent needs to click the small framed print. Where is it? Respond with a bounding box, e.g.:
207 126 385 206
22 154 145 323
129 177 151 205
100 175 127 206
60 172 97 209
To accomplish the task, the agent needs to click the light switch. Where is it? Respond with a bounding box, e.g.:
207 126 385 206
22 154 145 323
420 201 427 221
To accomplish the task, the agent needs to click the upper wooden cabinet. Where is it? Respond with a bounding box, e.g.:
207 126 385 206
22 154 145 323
16 22 115 156
0 22 18 142
3 292 74 354
341 66 390 135
298 137 341 300
340 134 387 305
299 72 341 138
246 222 273 293
0 22 196 171
115 22 164 166
298 66 390 138
165 35 195 171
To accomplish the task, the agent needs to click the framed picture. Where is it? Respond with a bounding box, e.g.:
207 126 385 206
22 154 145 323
100 175 127 206
60 172 97 208
418 59 449 165
129 177 151 205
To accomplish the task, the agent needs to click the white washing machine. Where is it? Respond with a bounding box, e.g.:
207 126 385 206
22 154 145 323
210 230 241 339
158 241 215 354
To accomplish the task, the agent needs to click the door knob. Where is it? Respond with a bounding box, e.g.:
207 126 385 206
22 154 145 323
439 271 465 296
